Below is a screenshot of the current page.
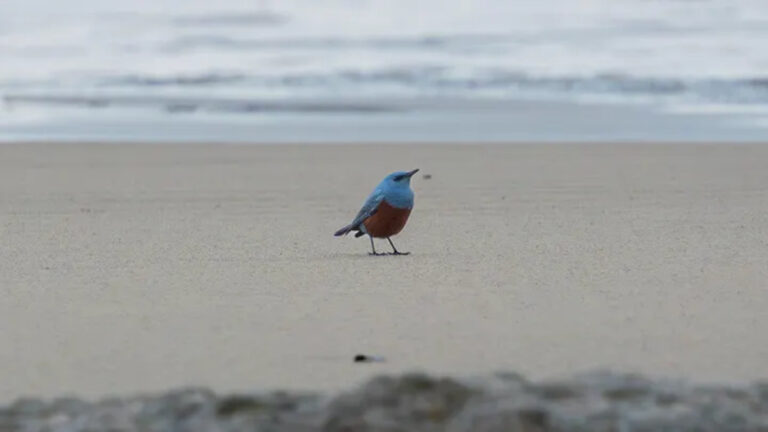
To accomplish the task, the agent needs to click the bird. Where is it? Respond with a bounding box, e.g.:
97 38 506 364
334 169 419 255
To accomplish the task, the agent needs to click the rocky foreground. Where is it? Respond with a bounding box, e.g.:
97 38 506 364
2 371 768 432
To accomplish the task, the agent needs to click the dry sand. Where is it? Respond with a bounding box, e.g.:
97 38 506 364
1 143 767 402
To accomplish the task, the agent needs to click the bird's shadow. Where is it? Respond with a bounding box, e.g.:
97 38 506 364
314 252 416 261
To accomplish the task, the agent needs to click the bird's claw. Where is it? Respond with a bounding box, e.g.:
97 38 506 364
368 251 410 256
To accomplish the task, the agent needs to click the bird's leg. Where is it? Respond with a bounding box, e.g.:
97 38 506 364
368 235 384 256
387 237 410 255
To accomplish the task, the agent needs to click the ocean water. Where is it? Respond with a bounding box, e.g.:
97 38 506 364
1 0 768 141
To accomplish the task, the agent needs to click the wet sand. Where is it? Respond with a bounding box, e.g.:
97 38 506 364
1 143 767 401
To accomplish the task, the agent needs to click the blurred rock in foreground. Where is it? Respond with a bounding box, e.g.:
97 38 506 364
2 371 768 432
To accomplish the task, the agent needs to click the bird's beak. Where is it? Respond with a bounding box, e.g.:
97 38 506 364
406 168 419 178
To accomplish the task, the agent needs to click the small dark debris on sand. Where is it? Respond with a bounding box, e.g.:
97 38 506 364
353 354 385 363
2 371 767 432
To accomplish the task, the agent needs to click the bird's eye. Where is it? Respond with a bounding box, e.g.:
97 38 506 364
394 175 405 181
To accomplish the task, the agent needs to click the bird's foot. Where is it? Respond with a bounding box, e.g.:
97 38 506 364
368 252 387 256
389 251 410 256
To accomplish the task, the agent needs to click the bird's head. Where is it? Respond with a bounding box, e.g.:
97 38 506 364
384 169 419 188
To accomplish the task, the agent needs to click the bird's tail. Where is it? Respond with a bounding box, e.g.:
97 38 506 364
334 223 355 237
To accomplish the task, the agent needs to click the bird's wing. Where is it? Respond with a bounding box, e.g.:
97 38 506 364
349 188 384 228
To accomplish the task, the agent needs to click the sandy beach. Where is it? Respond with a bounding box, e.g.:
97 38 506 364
1 142 767 402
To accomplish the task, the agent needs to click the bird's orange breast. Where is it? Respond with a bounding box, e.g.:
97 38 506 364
363 200 412 238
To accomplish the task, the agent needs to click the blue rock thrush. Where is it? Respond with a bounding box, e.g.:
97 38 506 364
334 169 419 255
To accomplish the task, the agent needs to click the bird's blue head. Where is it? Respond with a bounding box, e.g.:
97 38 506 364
383 169 419 187
378 168 419 208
